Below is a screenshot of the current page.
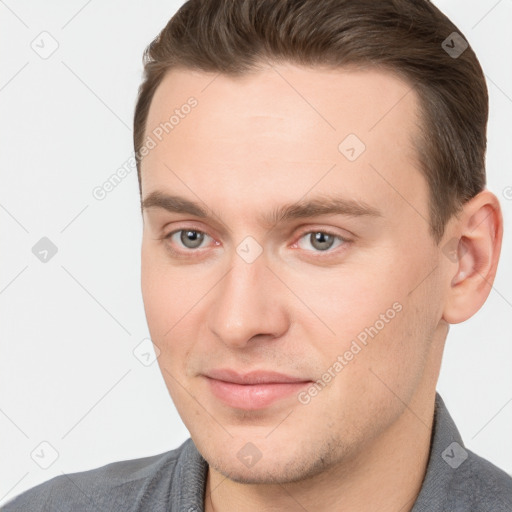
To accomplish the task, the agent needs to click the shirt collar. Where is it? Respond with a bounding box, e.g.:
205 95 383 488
411 392 464 511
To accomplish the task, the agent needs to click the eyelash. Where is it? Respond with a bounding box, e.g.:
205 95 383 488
161 226 351 258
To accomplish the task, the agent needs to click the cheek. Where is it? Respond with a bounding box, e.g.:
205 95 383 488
141 244 192 334
302 248 435 387
141 258 190 401
291 257 403 345
141 250 186 376
141 245 207 374
141 253 166 334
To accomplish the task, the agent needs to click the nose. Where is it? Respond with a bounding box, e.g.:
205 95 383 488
207 249 289 349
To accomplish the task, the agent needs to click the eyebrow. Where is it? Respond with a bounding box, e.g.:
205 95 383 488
141 191 382 227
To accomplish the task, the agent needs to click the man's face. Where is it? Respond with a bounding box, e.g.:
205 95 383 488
140 64 449 483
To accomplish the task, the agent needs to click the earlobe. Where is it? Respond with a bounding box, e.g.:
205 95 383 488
442 191 503 324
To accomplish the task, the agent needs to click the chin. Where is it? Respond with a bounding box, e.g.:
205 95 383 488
205 447 335 485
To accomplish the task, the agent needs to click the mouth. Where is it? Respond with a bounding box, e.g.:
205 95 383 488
203 368 312 410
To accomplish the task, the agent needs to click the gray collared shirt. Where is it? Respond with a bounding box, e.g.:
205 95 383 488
2 393 512 511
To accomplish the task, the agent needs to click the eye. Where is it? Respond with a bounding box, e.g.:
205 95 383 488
296 230 347 253
162 227 349 257
166 229 212 250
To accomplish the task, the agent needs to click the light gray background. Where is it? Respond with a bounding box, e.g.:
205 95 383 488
1 0 511 505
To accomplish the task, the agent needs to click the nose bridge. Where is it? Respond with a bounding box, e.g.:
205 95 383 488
207 247 287 347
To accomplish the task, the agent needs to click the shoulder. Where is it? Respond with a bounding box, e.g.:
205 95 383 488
1 439 191 512
414 393 512 511
449 448 512 510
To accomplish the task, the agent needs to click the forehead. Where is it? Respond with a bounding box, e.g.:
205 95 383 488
141 63 426 228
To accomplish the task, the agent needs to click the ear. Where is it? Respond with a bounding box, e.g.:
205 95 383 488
442 190 503 324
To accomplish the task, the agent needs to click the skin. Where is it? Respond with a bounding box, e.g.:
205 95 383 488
139 63 502 511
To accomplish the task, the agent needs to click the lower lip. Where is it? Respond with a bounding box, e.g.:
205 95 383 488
205 377 311 410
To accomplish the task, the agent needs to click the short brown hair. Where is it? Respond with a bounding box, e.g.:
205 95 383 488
133 0 488 242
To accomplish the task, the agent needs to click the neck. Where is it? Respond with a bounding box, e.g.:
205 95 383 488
204 387 436 512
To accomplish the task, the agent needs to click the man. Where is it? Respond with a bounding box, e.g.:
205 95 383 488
3 0 511 510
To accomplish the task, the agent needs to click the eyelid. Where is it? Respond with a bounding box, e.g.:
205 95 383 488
293 225 352 242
